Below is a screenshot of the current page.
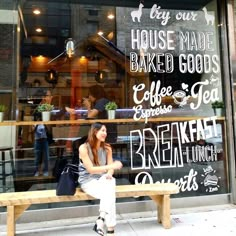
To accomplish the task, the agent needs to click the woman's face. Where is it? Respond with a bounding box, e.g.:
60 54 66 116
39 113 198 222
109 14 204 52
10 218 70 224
95 125 107 142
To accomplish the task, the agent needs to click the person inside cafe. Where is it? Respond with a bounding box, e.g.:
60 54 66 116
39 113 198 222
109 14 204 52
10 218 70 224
66 84 117 143
39 89 53 105
33 112 50 176
32 90 53 176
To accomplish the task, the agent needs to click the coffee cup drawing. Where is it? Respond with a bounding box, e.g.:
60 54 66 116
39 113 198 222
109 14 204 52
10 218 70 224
172 90 190 107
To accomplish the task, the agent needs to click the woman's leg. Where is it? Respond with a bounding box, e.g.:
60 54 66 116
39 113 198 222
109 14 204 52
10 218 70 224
42 140 49 173
34 141 41 175
81 176 116 228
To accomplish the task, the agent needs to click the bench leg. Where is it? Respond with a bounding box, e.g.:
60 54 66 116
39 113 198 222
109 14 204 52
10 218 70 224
7 206 15 236
7 205 30 236
161 195 171 229
150 195 171 229
14 205 31 221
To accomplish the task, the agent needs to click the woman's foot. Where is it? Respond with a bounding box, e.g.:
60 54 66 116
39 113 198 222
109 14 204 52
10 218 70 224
93 217 105 236
107 229 115 236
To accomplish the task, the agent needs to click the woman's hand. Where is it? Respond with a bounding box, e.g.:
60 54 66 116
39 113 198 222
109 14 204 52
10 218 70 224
105 173 113 179
105 161 122 179
111 160 123 170
82 98 91 110
104 161 122 178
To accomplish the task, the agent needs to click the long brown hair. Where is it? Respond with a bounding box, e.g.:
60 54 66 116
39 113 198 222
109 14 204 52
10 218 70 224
87 122 110 166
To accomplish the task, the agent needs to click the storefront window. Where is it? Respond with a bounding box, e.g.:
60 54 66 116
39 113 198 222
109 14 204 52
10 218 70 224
227 0 236 201
118 0 227 197
0 0 231 209
0 1 18 194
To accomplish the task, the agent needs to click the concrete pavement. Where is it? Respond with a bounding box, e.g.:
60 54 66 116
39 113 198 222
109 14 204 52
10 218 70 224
0 204 236 235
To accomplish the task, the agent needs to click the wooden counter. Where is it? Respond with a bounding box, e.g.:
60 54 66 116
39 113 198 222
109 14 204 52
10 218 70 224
0 116 225 126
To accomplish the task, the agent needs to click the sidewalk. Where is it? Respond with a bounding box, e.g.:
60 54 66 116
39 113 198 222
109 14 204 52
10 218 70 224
0 204 236 235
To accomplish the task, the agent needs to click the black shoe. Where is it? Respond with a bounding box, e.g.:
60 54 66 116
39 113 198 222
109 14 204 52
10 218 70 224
93 217 105 236
107 229 115 236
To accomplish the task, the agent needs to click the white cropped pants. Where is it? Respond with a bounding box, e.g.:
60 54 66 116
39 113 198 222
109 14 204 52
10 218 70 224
81 175 116 227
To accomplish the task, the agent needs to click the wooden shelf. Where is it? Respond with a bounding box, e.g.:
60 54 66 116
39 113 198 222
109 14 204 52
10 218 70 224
0 116 225 126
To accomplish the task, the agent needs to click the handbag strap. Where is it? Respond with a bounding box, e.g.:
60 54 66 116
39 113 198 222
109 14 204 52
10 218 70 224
64 163 79 174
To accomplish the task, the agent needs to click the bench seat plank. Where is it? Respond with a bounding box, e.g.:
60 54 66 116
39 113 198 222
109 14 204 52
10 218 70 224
0 183 179 235
0 183 178 206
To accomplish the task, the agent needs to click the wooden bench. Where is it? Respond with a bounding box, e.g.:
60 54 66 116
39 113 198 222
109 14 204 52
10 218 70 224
0 183 179 236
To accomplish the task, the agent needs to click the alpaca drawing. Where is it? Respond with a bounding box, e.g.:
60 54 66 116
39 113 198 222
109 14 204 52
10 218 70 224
131 3 144 22
202 7 215 25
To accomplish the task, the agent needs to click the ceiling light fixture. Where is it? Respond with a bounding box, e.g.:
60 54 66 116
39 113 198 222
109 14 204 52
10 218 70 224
45 69 59 86
33 9 41 15
107 13 115 19
35 28 42 33
65 38 75 58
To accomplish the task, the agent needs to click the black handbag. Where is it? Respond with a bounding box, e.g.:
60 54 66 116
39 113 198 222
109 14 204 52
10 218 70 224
53 156 68 182
56 164 79 196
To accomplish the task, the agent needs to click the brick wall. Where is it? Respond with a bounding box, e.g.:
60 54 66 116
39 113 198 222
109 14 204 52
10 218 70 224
0 24 17 88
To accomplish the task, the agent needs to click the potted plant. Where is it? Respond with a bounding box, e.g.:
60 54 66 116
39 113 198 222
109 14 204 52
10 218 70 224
105 101 118 119
211 101 224 116
0 104 7 122
37 103 54 121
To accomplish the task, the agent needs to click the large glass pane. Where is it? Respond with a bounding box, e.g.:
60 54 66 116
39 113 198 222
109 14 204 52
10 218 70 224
227 0 236 200
120 1 227 197
0 1 18 196
11 0 230 210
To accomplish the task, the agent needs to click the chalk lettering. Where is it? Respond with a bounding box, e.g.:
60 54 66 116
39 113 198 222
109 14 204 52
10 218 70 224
185 145 218 162
190 80 219 110
150 4 171 25
134 169 198 192
130 52 174 73
179 31 214 51
131 29 175 50
130 117 218 170
179 54 220 74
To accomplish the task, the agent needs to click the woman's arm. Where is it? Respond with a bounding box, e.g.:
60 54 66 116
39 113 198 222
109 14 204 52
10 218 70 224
79 144 122 174
87 109 99 118
106 145 114 176
83 98 99 118
65 107 76 114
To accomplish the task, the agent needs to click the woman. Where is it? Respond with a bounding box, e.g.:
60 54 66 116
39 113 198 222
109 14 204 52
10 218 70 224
78 122 122 236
